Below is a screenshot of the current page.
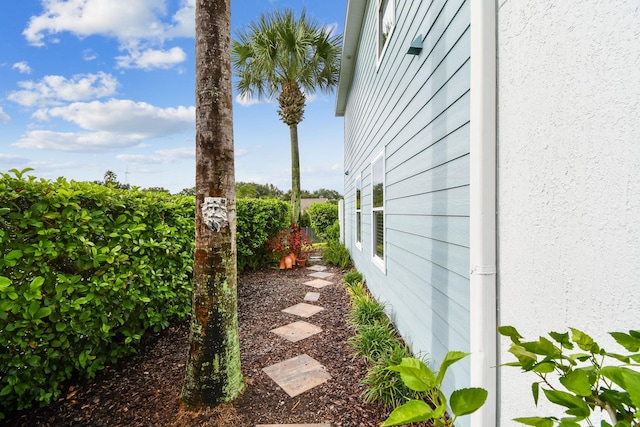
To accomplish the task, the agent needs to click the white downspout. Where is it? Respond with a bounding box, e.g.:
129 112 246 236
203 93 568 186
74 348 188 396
469 0 497 426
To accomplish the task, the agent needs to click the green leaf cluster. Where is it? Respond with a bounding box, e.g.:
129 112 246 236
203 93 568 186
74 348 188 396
307 202 338 240
236 198 289 269
499 325 640 426
0 170 195 417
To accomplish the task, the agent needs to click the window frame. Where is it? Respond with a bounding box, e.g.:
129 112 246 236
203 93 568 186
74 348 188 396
377 0 395 66
371 150 385 272
355 174 362 250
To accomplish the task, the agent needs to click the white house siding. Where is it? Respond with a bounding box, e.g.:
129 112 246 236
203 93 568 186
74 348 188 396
497 0 640 424
341 0 472 399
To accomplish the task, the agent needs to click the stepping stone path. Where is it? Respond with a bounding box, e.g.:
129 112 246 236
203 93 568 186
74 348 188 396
258 260 339 427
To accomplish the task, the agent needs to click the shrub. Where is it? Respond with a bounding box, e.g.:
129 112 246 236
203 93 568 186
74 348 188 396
322 221 351 268
0 169 194 417
348 321 397 363
307 203 338 239
343 269 363 287
236 198 289 269
349 295 389 331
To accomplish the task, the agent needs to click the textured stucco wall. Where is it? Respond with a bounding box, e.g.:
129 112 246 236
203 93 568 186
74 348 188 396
497 0 640 424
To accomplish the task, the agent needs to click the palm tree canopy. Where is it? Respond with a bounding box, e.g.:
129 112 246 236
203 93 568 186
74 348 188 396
231 9 341 102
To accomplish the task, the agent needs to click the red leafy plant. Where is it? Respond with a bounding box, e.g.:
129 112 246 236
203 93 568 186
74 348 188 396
266 225 313 261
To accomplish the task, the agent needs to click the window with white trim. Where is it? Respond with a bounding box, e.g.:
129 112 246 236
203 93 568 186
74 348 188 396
371 151 385 269
355 175 362 249
377 0 395 59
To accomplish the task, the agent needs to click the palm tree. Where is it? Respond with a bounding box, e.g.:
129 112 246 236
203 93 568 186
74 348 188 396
181 0 243 407
231 9 341 225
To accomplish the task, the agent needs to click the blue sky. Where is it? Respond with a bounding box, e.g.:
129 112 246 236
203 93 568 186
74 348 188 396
0 0 346 194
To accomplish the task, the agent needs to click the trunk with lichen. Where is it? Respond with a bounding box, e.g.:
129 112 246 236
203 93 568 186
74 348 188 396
278 81 306 225
181 0 243 407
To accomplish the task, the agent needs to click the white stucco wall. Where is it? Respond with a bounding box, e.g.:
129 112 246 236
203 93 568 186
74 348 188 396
497 0 640 424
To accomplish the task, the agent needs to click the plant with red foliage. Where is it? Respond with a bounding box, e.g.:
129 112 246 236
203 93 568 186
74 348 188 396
266 225 313 261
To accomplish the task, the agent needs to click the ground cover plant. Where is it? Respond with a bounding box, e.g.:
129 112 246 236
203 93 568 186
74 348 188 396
499 326 640 426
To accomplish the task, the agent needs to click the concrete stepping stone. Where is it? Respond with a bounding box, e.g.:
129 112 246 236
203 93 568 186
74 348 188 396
257 424 331 427
282 303 324 318
304 292 320 302
308 271 334 279
306 265 327 272
270 321 322 342
304 278 332 289
262 354 331 398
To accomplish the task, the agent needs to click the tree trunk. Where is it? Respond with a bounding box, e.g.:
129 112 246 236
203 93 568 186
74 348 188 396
181 0 243 407
290 124 301 225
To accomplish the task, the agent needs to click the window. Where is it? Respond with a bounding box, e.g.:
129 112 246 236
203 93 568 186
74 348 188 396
355 175 362 249
377 0 394 59
371 151 385 270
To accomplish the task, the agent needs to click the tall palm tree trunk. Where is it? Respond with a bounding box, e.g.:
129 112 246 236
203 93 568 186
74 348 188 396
181 0 243 407
289 124 301 225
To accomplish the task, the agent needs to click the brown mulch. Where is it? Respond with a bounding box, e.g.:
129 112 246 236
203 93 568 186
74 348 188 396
2 261 395 427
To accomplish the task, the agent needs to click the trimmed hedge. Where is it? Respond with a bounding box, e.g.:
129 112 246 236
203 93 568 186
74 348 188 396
236 198 289 269
0 170 195 416
307 202 338 240
0 170 289 417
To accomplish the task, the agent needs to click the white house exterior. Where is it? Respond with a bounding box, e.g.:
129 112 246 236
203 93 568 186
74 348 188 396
336 0 640 425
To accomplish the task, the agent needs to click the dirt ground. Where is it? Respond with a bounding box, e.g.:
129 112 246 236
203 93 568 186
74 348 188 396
2 262 400 427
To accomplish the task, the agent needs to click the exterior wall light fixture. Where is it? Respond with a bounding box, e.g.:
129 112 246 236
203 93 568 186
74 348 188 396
407 35 423 55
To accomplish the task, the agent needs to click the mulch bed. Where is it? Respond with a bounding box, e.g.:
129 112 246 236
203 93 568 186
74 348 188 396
2 261 396 427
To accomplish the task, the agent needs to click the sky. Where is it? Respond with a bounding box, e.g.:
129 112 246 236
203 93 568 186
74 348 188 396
0 0 346 194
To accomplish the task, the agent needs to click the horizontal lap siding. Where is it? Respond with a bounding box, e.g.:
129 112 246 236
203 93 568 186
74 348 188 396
342 0 471 399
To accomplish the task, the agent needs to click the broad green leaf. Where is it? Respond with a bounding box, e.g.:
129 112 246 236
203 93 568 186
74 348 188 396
542 389 590 417
435 351 469 385
533 362 556 374
450 387 488 417
559 369 592 396
381 400 433 426
28 301 40 318
522 337 560 356
514 416 555 427
387 357 436 391
34 307 52 320
610 332 640 352
0 276 10 292
558 420 581 427
509 343 538 370
5 249 23 260
498 325 523 343
29 276 45 291
549 331 574 349
570 328 598 353
0 384 12 397
620 368 640 409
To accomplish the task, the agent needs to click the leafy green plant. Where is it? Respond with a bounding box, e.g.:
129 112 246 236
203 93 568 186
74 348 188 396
345 280 368 300
348 294 389 331
499 326 640 427
322 221 351 268
381 353 488 426
307 202 338 239
362 343 423 408
348 321 397 363
236 198 289 269
343 269 364 287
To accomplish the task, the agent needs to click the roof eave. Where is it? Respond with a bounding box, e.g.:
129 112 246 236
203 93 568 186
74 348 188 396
335 0 366 117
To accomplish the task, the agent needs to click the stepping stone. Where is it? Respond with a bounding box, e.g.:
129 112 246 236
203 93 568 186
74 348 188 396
308 271 334 279
262 354 331 398
257 424 331 427
307 265 327 272
270 321 322 342
282 303 324 318
304 278 332 289
304 292 320 302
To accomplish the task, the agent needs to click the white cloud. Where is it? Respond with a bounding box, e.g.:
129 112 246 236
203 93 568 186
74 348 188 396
117 146 194 164
116 46 187 70
8 72 118 107
83 49 97 61
35 99 194 137
235 93 271 107
12 61 32 74
23 0 194 69
235 148 249 157
0 107 10 123
0 153 29 166
13 130 142 152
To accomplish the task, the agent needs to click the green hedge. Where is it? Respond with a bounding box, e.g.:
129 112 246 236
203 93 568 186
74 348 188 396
307 202 338 240
236 198 290 269
0 170 195 417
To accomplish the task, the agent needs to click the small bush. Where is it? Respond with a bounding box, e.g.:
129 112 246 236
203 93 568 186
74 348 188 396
343 270 363 287
348 321 397 363
349 295 389 331
322 222 351 268
307 202 338 239
362 343 424 408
